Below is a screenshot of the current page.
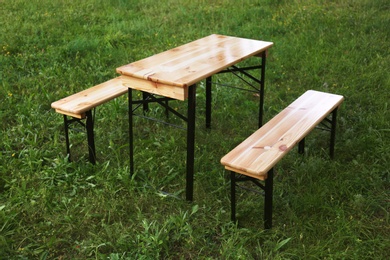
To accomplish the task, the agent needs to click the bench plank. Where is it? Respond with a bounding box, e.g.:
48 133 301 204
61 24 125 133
51 76 128 118
221 90 344 180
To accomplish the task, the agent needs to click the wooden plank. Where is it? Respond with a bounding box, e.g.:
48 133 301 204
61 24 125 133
121 75 187 101
225 165 268 181
116 34 273 88
55 109 85 119
221 90 344 179
51 76 128 116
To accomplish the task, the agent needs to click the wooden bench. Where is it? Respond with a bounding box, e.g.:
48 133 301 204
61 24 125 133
51 76 128 164
220 90 344 229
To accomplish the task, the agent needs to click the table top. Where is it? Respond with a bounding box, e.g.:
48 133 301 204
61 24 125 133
116 34 273 100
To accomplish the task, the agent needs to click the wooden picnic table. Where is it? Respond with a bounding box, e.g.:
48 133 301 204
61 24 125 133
116 34 273 201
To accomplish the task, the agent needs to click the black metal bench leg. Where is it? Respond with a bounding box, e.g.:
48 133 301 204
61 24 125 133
329 107 338 159
186 84 196 201
298 138 305 154
231 171 237 222
85 110 96 164
129 88 134 176
63 115 71 162
264 168 274 229
206 76 212 129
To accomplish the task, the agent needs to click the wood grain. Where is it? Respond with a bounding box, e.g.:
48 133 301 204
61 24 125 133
51 76 128 118
116 34 273 99
221 90 344 180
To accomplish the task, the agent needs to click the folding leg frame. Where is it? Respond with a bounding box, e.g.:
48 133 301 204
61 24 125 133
230 168 274 229
63 110 96 164
205 51 267 129
297 107 339 159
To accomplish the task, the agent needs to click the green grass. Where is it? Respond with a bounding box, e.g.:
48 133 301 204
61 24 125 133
1 0 389 258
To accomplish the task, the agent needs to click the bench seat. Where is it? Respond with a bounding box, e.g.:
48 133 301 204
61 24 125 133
221 90 344 228
51 76 128 119
51 76 128 163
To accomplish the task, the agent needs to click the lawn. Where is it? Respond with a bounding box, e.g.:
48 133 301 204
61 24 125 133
1 0 389 259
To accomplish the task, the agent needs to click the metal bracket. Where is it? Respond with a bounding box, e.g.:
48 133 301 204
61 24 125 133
63 109 96 164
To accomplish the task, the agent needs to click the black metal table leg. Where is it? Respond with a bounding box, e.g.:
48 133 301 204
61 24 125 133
186 84 196 201
259 51 267 128
142 91 149 113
